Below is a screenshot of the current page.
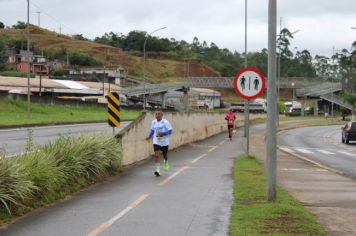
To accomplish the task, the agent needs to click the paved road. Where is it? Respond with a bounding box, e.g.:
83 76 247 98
0 130 244 236
0 122 130 156
278 125 356 180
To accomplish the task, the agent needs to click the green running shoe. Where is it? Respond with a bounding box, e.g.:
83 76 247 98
163 160 170 171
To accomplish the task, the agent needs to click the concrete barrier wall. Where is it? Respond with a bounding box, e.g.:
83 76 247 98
117 111 262 166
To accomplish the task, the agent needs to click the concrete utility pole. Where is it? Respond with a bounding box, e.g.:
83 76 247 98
267 0 277 201
244 0 249 146
27 0 31 119
36 11 41 27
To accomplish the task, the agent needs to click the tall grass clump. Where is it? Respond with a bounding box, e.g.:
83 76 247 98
0 158 37 215
0 133 122 221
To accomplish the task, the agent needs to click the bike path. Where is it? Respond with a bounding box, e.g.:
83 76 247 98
1 130 244 236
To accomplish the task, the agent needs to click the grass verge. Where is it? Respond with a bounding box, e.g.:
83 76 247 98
0 99 140 126
0 133 122 226
229 155 326 236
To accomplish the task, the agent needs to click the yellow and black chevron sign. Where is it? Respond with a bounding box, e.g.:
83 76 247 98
107 92 121 127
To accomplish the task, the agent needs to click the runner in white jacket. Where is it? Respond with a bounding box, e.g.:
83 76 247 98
145 110 173 176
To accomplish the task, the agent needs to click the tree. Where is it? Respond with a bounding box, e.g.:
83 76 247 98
124 30 146 51
343 92 356 120
12 21 27 29
277 28 294 59
314 55 332 78
72 34 89 41
69 52 103 66
0 22 4 29
0 40 5 71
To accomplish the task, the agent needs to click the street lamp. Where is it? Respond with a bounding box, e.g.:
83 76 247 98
143 26 167 110
27 0 31 119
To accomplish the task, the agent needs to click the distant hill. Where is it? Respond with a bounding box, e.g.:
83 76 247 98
0 26 218 83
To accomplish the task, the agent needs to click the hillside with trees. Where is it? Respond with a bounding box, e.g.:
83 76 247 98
0 21 355 87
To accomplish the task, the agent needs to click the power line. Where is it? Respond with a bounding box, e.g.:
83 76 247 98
29 1 78 35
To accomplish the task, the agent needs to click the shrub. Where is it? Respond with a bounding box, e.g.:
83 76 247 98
69 52 103 66
0 71 35 78
0 134 121 217
0 157 37 215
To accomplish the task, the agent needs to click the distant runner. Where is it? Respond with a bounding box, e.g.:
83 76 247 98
146 109 173 177
225 109 236 141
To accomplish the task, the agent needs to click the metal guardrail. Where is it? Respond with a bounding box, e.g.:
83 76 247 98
296 83 342 97
320 93 353 110
188 77 232 88
188 77 336 89
124 83 186 97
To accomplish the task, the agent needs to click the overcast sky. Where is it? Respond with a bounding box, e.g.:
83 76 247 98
1 0 355 57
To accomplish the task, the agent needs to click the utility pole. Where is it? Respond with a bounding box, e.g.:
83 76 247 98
59 24 62 34
103 66 106 97
244 0 249 143
267 0 277 202
331 46 335 121
36 11 41 27
27 0 31 119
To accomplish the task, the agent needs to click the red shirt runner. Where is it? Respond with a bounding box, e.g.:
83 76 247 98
225 113 236 126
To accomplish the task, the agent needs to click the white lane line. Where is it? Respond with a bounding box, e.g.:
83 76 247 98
338 151 356 157
189 144 215 148
279 147 295 153
281 168 328 172
87 193 149 236
218 140 225 146
191 154 207 164
295 148 313 154
316 149 335 155
159 166 189 186
208 146 218 152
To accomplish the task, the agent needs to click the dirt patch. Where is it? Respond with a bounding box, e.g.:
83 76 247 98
262 214 309 234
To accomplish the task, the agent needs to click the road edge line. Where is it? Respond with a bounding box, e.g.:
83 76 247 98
277 145 345 176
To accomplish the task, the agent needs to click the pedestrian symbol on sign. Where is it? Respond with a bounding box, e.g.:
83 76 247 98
254 77 259 90
241 76 246 90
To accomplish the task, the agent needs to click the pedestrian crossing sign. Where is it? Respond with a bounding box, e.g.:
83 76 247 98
233 67 266 100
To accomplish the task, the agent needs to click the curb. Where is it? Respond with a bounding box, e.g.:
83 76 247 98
0 120 135 130
0 120 107 130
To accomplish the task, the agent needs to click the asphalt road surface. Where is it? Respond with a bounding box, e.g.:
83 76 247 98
0 122 130 156
0 130 244 236
278 125 356 180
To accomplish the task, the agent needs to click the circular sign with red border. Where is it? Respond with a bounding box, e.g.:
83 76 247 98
233 67 266 100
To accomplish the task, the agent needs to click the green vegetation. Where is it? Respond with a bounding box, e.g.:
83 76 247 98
0 71 35 78
0 99 140 126
229 155 326 236
303 119 346 126
94 30 318 78
0 133 121 225
343 92 356 116
68 52 103 66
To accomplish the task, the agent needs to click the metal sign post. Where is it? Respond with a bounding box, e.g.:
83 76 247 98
233 68 266 155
